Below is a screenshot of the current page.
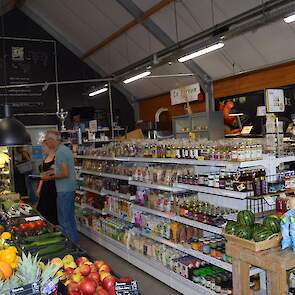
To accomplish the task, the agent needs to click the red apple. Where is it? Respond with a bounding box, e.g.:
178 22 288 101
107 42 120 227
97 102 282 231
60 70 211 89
68 292 81 295
65 267 74 280
76 257 88 267
119 276 132 283
99 271 111 282
94 286 108 295
67 281 79 293
102 276 117 291
99 264 111 274
80 264 91 276
72 272 82 283
94 260 105 270
79 278 97 295
88 271 101 283
90 264 97 273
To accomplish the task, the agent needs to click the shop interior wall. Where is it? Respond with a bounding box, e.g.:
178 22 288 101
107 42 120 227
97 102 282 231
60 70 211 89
214 61 295 99
139 61 295 129
138 92 206 130
0 9 135 130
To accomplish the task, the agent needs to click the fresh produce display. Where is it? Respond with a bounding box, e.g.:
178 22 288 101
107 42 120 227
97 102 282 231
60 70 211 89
0 196 134 294
252 226 273 242
53 254 129 295
237 210 255 226
263 215 281 234
0 148 11 195
0 252 60 295
10 218 56 239
235 225 253 240
0 200 33 217
224 221 239 235
0 239 19 271
225 210 278 242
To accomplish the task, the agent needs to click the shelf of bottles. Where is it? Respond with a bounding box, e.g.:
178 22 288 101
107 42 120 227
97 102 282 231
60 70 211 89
74 139 295 293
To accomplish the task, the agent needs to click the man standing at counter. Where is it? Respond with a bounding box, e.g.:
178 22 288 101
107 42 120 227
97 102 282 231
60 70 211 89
41 130 78 243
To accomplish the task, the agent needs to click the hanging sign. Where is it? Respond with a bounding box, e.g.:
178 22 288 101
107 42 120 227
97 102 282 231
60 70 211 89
170 83 200 105
265 89 285 113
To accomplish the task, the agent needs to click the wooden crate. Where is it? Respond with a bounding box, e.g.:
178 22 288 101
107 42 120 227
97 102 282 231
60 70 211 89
223 232 281 252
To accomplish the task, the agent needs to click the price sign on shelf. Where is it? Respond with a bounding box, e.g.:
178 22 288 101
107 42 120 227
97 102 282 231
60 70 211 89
115 281 140 295
10 283 40 295
89 120 97 132
265 89 285 113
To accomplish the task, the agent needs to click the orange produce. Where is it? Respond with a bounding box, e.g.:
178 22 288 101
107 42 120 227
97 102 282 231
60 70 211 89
0 261 12 279
0 249 17 264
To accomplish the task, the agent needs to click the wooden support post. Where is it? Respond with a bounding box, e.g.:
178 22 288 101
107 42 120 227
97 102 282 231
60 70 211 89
232 258 251 295
267 267 287 295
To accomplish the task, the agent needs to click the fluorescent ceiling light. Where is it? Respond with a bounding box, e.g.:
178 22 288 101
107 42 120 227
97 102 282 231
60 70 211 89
178 42 225 63
123 71 151 84
229 113 244 117
284 13 295 23
89 87 108 97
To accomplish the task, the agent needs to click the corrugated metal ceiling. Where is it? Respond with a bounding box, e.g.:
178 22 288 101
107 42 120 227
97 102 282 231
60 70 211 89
20 0 295 99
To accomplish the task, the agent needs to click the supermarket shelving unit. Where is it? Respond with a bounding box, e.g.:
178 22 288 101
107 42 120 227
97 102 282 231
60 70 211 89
75 153 294 294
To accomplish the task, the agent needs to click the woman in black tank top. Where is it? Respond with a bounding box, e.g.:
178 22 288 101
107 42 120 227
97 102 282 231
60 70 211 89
36 142 58 225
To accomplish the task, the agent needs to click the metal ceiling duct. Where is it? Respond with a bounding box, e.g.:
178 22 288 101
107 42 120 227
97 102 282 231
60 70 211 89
114 0 295 80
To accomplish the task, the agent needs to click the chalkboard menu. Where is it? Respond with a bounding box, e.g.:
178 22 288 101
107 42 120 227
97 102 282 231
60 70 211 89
0 38 55 113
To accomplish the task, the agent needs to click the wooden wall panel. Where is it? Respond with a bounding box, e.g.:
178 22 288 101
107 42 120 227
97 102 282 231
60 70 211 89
138 61 295 122
213 61 295 98
138 93 205 122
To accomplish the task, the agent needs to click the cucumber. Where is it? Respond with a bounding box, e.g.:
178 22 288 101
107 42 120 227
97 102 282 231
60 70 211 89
36 245 65 256
22 231 63 243
23 236 65 249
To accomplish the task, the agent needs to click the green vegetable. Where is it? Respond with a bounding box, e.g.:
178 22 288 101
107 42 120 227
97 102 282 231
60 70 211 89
35 245 65 256
253 226 273 242
253 223 264 230
263 216 281 234
22 231 63 243
23 236 65 249
237 210 255 226
235 225 253 240
225 221 239 235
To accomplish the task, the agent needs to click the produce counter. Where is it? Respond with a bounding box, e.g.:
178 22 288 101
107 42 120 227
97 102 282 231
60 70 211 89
0 199 136 295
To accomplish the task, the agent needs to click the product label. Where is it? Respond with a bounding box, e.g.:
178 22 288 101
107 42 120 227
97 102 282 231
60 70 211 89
41 278 57 294
10 283 40 295
115 281 140 295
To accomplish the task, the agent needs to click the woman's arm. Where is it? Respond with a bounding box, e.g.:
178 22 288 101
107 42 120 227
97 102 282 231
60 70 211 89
36 180 43 197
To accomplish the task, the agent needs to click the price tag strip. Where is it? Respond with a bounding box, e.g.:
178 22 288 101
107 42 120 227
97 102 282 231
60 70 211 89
115 281 140 295
10 283 40 295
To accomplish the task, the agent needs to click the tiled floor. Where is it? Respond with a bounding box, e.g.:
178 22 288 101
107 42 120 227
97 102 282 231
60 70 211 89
79 233 181 295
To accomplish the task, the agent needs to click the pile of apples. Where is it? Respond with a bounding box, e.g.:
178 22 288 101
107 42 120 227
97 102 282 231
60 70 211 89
51 255 130 295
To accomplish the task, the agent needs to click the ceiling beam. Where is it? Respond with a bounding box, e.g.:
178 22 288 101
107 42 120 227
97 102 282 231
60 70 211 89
116 0 213 107
81 0 173 59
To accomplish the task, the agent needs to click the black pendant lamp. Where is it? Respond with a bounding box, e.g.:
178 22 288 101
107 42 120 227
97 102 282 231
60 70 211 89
0 104 31 146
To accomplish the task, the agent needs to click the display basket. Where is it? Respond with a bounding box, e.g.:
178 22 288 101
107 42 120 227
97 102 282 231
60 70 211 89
16 161 33 174
223 232 281 252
